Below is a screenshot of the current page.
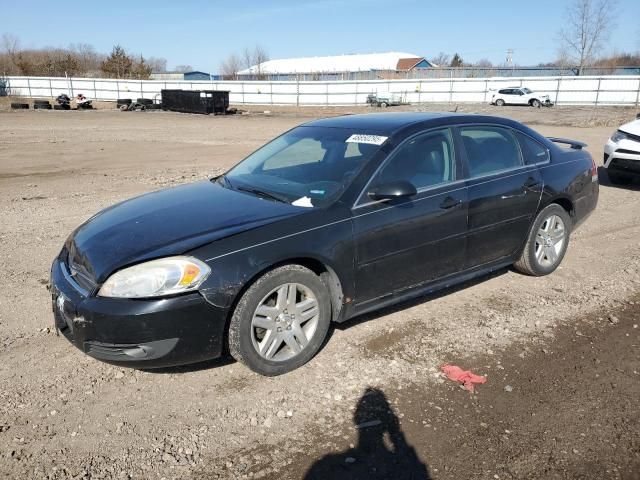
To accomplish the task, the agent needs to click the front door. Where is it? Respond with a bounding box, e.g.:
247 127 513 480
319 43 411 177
351 128 468 305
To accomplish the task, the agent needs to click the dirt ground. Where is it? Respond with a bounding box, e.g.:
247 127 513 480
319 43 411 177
0 103 639 480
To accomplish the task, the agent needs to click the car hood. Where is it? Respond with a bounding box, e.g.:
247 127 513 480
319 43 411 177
68 180 306 283
620 119 640 137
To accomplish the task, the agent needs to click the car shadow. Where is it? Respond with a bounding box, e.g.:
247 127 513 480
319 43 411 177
334 266 510 332
145 266 510 374
303 386 431 479
597 166 640 191
141 354 236 374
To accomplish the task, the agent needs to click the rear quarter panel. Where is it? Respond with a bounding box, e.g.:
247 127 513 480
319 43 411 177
539 147 599 228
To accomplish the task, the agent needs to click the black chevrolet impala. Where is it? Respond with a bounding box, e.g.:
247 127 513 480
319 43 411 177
51 113 598 375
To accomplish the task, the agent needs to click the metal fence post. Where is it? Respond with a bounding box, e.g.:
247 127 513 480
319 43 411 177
49 78 53 98
242 82 245 104
449 70 453 104
27 77 32 98
635 78 640 108
595 77 602 106
555 77 561 105
271 82 274 105
93 79 97 100
483 80 488 103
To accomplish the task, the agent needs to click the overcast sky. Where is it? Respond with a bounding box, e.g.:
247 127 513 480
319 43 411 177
2 0 639 72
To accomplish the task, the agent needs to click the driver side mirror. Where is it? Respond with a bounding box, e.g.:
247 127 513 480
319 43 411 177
368 180 417 201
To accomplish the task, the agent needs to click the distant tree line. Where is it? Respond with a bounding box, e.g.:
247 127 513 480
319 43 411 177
0 35 168 79
220 45 269 80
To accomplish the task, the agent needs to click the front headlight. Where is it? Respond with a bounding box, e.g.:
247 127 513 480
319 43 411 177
611 130 629 143
98 256 210 298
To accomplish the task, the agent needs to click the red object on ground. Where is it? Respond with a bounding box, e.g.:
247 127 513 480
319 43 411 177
440 364 487 392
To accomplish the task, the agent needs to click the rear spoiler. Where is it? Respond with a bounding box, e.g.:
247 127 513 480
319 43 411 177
547 137 587 150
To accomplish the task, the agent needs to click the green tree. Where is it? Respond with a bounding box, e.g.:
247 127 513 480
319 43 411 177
101 45 133 78
450 53 464 67
132 55 152 80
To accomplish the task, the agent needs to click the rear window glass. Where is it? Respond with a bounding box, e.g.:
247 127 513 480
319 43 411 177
461 126 523 178
516 132 549 164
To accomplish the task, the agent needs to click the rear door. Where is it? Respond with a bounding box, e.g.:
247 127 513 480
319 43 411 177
458 125 543 268
351 128 468 305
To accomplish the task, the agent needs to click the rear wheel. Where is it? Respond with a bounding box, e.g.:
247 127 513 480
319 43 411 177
229 265 331 376
514 204 571 276
495 99 505 106
607 170 633 185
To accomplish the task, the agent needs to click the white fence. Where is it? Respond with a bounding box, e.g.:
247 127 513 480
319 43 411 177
5 75 640 107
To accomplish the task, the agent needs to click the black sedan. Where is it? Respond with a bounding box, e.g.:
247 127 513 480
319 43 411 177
51 113 599 375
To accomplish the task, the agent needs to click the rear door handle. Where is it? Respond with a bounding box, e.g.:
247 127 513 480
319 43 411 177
523 176 541 188
440 196 463 210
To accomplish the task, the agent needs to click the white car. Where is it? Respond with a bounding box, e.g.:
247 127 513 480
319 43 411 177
491 87 552 107
604 116 640 184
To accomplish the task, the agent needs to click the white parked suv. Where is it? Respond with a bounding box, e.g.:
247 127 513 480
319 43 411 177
604 115 640 184
491 87 552 107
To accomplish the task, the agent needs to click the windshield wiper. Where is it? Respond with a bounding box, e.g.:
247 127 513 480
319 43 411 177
236 186 290 204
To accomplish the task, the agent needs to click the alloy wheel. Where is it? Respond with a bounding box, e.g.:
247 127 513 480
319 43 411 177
534 214 566 268
250 283 320 362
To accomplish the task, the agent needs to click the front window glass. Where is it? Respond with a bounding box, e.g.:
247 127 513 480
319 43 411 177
522 88 533 94
373 129 455 190
224 126 382 207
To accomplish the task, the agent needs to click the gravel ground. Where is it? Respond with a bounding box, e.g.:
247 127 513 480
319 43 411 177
0 105 639 479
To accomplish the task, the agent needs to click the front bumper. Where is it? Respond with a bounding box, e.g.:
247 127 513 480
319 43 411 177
604 138 640 176
50 258 229 368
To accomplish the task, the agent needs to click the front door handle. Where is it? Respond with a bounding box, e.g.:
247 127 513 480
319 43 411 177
440 196 462 210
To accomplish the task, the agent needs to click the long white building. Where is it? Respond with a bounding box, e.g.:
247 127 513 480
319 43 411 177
237 52 434 80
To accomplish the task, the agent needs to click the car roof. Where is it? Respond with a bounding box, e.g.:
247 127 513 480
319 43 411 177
301 112 522 135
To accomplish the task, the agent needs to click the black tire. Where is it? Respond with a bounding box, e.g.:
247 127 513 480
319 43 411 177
34 103 52 110
119 104 130 111
11 102 29 109
229 264 331 376
34 99 50 105
116 98 132 105
137 98 153 105
531 99 541 108
53 105 70 110
514 204 572 276
380 102 388 108
495 99 505 106
607 170 633 185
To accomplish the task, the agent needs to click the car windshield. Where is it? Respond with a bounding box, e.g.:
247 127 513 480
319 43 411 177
222 126 383 207
522 88 533 94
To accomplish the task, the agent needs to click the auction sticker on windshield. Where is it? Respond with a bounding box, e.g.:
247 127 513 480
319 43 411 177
345 134 388 145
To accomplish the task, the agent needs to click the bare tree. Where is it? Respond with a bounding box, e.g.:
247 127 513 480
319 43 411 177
220 52 242 80
252 45 269 79
146 57 167 73
242 47 253 70
559 0 616 75
174 64 193 73
430 52 450 67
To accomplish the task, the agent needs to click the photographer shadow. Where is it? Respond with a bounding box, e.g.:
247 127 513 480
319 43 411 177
304 387 431 480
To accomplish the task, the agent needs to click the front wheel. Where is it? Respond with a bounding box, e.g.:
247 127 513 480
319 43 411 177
229 265 331 376
514 204 571 276
531 99 541 108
